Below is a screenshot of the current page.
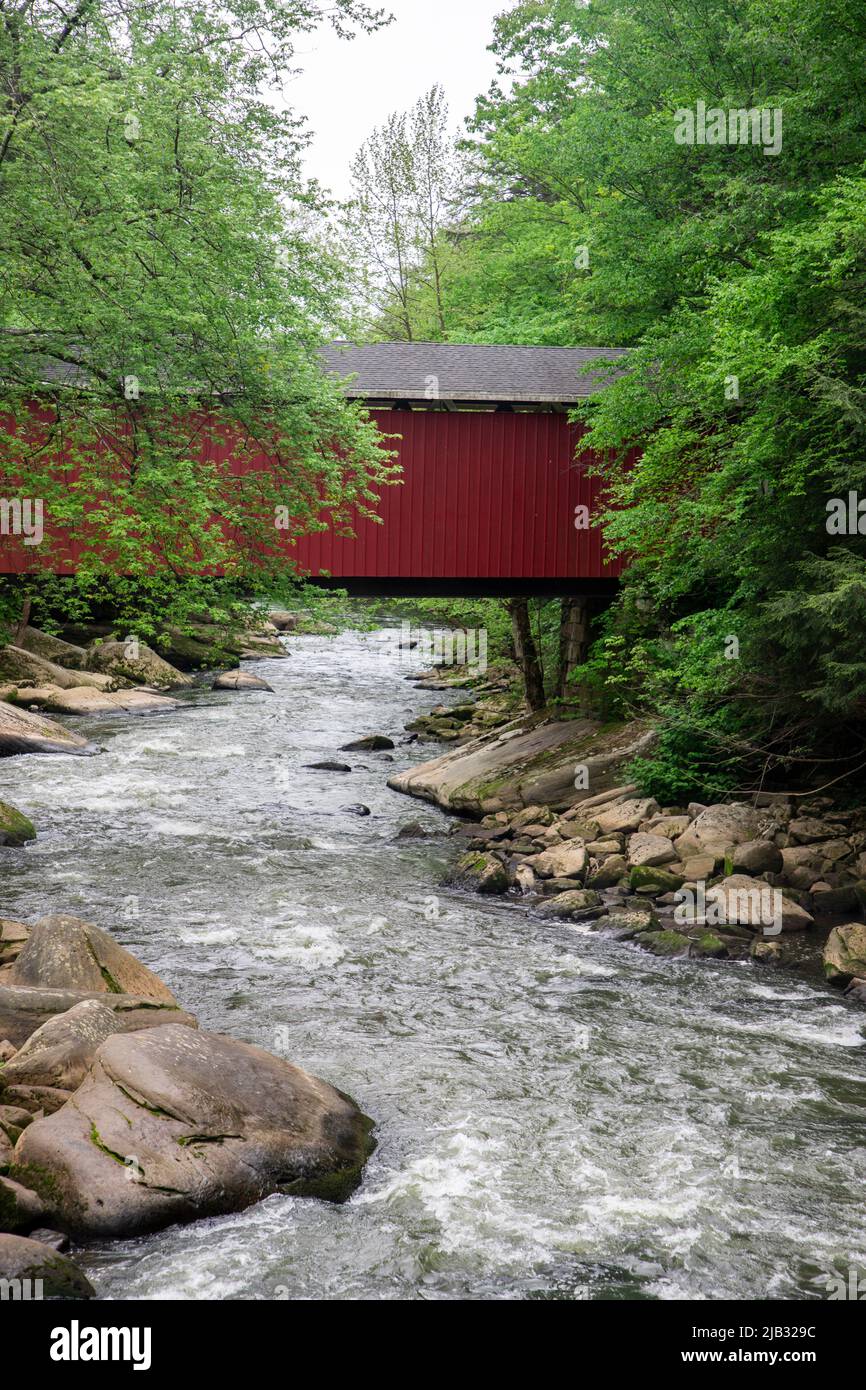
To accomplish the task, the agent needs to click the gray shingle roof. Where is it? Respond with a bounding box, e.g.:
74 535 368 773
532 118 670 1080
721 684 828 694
4 334 627 404
320 341 628 405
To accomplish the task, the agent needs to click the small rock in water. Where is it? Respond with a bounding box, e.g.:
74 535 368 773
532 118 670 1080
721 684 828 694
304 761 352 773
342 804 371 817
395 822 429 840
27 1228 70 1252
341 735 395 751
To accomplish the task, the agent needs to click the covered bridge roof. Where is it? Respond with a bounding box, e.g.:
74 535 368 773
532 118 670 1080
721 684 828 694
319 341 628 406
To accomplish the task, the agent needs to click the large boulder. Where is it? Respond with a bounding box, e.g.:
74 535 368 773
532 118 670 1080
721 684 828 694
8 915 178 1003
86 639 192 690
730 839 784 875
626 832 677 867
449 852 508 894
643 814 691 838
703 875 814 933
591 798 660 835
2 1000 122 1091
17 626 87 671
586 853 629 889
635 929 693 958
0 644 118 691
526 839 587 880
673 803 762 861
269 610 299 632
0 701 90 757
14 1025 375 1238
537 889 602 920
629 864 685 894
0 985 194 1049
0 800 36 847
237 633 290 660
779 845 825 889
823 924 866 987
0 1233 94 1298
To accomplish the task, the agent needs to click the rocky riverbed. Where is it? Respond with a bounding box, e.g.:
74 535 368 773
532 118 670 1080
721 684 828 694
1 621 865 1300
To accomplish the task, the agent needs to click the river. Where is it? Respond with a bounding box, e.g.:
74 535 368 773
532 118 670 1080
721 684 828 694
2 623 865 1301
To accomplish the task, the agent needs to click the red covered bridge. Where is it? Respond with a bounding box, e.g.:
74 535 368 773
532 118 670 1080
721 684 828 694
305 342 627 597
1 341 627 597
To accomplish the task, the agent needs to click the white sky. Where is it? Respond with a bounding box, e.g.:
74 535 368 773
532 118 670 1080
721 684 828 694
283 0 509 199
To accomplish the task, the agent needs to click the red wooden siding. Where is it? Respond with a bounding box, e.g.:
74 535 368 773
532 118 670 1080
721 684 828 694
294 409 620 581
0 405 622 581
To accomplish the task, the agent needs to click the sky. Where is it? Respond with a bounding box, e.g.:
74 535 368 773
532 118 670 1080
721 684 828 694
283 0 509 199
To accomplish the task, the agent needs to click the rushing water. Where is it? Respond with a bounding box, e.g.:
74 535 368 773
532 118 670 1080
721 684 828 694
1 624 865 1301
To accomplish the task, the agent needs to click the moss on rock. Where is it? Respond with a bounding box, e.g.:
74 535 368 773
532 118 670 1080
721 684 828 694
0 801 36 848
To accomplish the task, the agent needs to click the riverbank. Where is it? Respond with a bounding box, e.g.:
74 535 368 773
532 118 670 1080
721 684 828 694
2 622 865 1299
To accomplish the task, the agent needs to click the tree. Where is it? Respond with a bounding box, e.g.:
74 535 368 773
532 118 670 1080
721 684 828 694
0 0 394 634
506 597 545 711
343 84 463 341
378 0 866 790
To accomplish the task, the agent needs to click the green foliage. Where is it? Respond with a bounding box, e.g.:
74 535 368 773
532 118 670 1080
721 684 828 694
361 0 866 791
0 0 394 630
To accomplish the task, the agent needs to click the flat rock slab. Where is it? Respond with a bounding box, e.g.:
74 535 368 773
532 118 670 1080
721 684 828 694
0 1233 94 1298
212 671 273 693
18 686 178 715
389 717 654 816
0 984 195 1048
15 1025 375 1238
0 644 94 691
9 915 179 1003
0 701 91 756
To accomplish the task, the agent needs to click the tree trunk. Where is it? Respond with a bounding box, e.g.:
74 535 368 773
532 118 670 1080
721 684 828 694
13 596 32 646
557 597 590 698
507 598 546 711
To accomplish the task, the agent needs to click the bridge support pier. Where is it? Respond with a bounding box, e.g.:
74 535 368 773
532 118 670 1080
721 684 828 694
557 596 591 698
